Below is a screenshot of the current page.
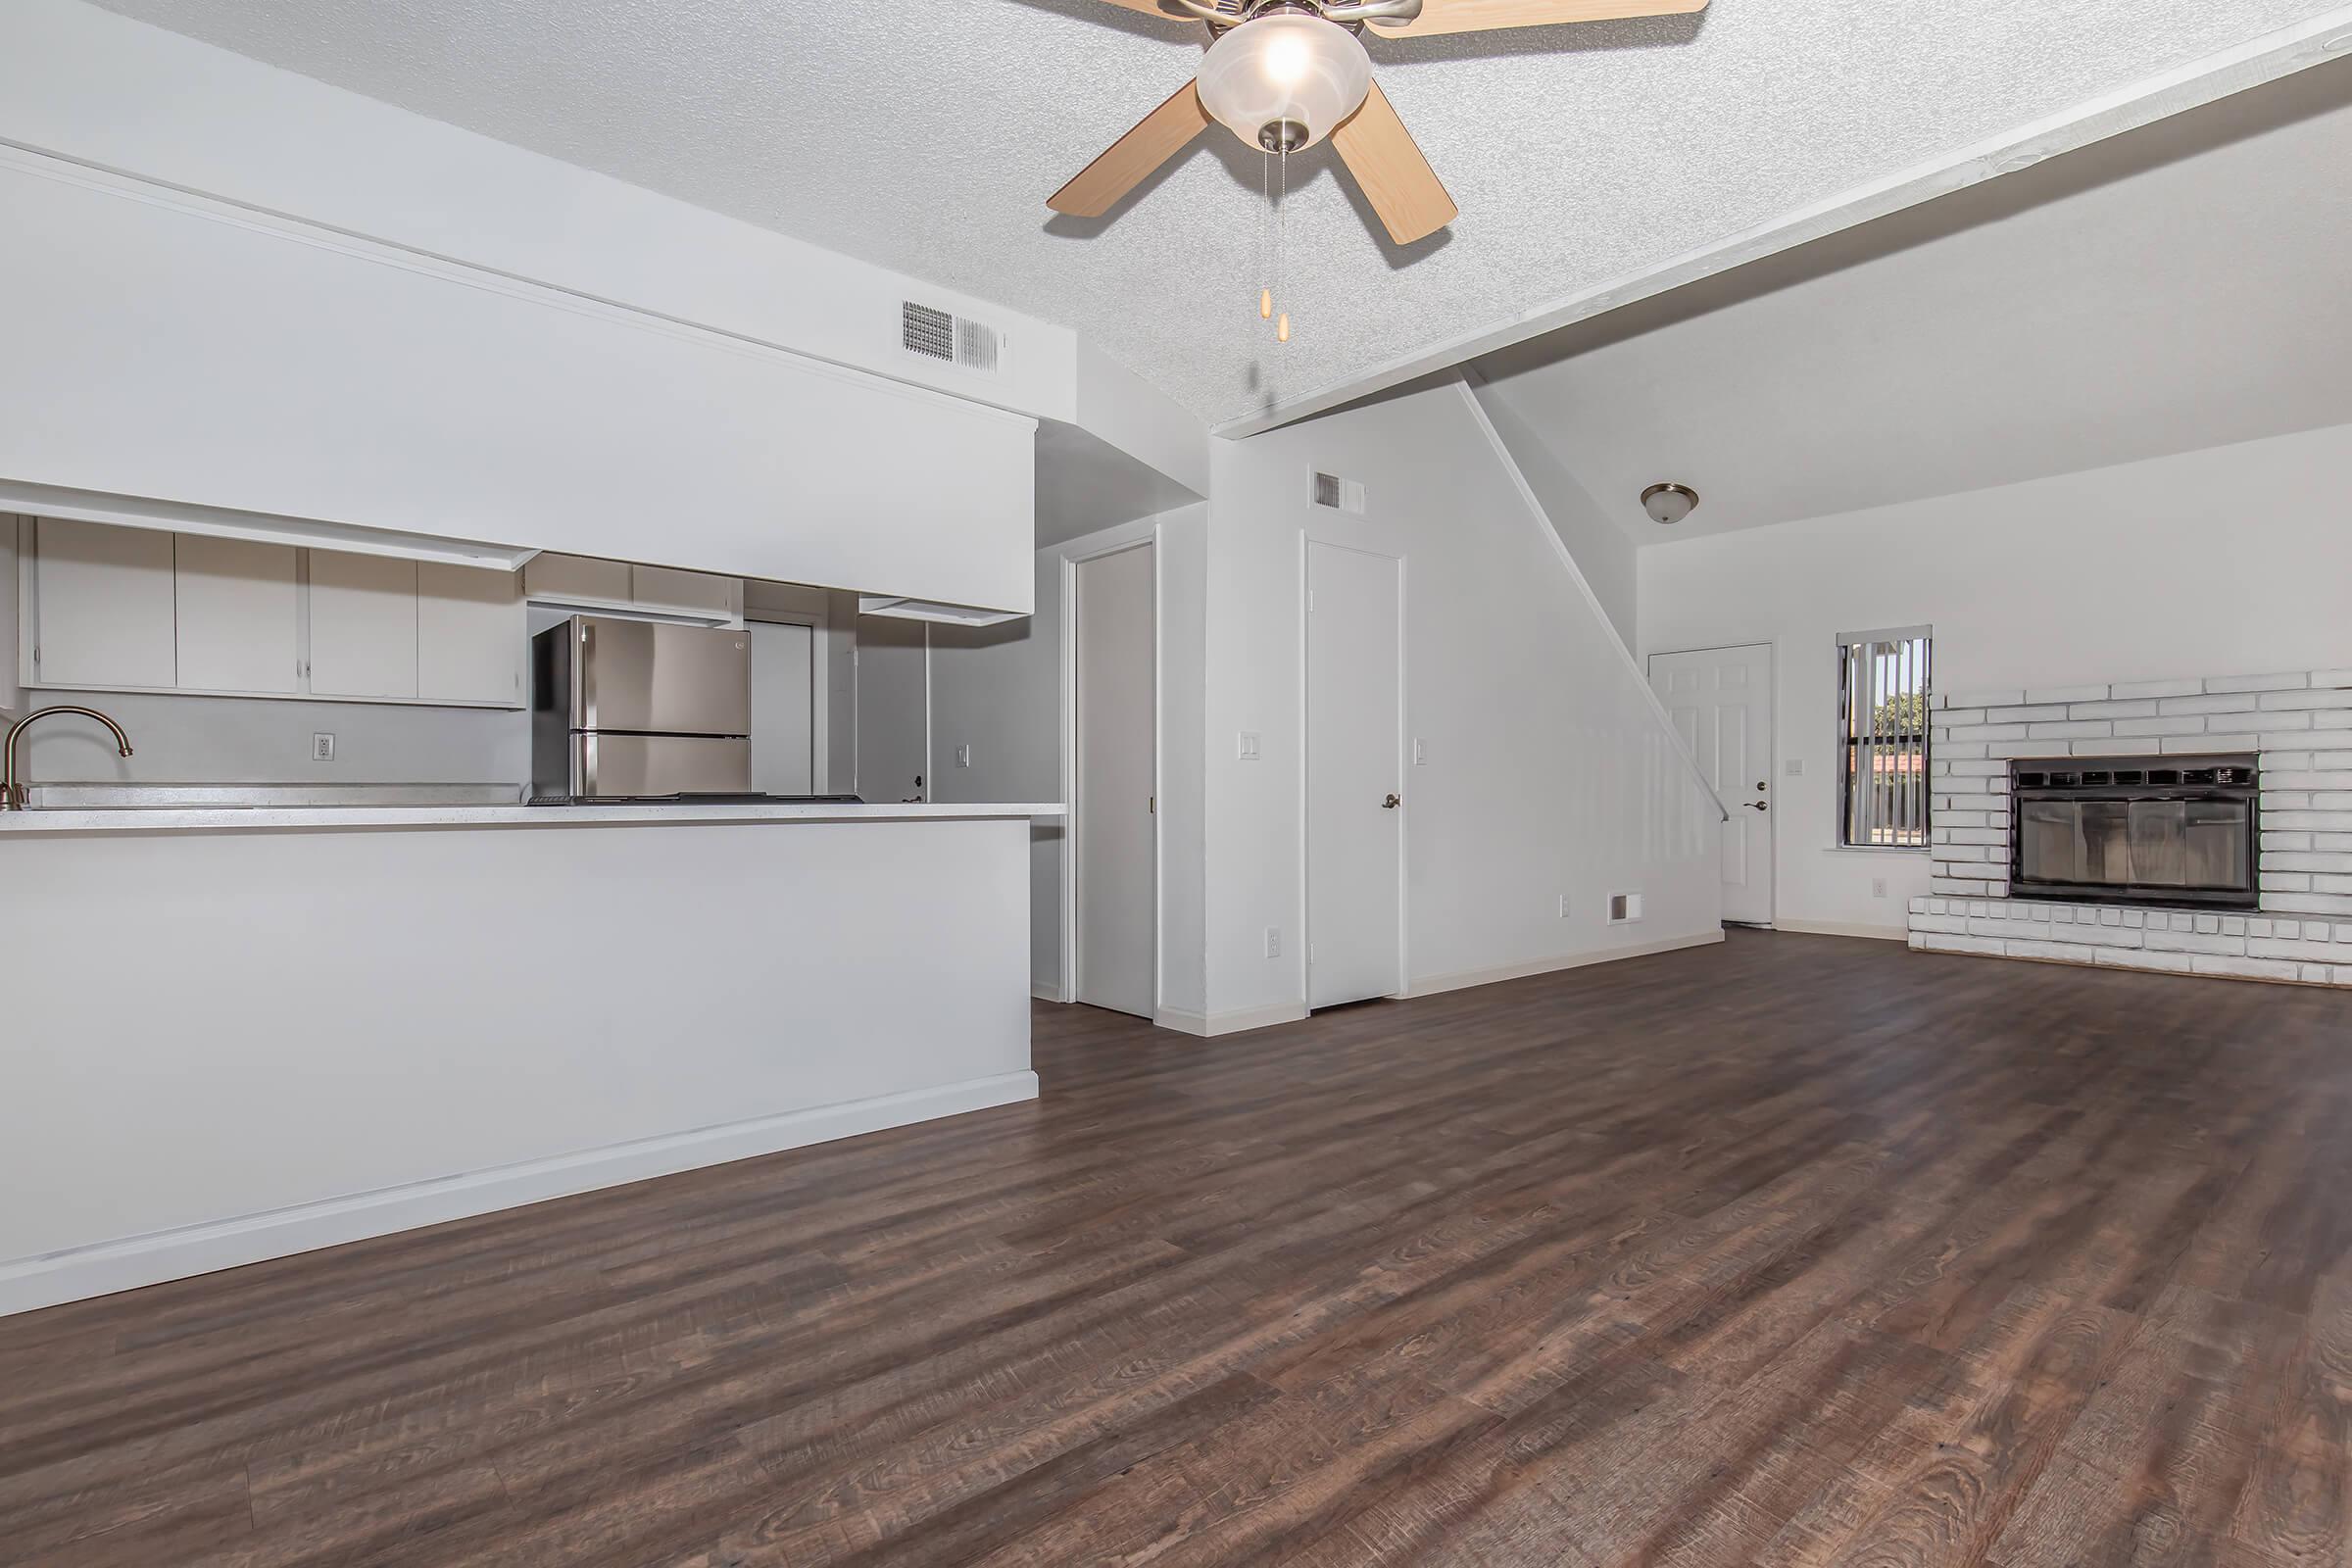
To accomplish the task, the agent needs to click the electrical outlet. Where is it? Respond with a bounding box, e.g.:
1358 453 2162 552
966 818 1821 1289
1238 732 1262 761
1557 894 1571 919
1872 877 1888 899
1264 927 1282 959
311 732 336 763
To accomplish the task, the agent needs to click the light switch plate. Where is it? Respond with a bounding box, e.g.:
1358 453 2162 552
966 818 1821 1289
956 744 972 768
1238 732 1262 761
1413 738 1430 765
1785 759 1804 777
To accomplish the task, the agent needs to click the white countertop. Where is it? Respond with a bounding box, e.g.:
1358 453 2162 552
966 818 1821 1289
0 802 1065 836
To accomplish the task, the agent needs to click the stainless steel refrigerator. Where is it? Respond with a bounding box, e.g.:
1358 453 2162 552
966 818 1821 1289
531 615 752 800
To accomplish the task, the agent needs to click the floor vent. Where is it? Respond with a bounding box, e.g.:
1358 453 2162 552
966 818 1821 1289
902 301 1004 376
1311 471 1368 514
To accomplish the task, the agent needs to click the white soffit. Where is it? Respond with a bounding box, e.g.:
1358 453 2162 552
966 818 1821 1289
1471 55 2352 545
80 0 2352 430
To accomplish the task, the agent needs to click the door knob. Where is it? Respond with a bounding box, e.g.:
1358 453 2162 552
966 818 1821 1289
1383 794 1401 809
1747 802 1768 811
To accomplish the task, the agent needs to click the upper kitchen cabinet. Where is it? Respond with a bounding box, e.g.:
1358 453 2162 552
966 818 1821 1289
0 164 1035 615
416 563 524 707
174 534 300 695
521 554 632 609
522 556 745 626
628 566 743 623
21 518 177 690
309 551 419 701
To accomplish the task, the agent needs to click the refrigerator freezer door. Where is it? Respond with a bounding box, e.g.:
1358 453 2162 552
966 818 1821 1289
575 617 751 737
573 735 752 798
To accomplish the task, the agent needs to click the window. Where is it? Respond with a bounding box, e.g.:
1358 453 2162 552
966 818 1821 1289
1838 627 1932 849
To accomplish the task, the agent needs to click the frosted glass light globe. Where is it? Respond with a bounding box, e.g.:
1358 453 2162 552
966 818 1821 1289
1196 14 1373 152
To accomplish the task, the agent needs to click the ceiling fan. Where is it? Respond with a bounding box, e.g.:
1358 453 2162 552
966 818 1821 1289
1050 0 1709 245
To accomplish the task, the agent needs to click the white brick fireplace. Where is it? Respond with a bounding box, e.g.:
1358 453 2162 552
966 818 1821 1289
1908 667 2352 986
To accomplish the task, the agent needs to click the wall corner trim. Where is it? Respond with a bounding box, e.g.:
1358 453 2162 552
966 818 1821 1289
1449 379 1730 822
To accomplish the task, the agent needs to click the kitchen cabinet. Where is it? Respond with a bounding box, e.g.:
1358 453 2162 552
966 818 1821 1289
173 534 299 694
524 554 744 626
309 551 419 700
24 518 176 690
417 563 524 706
23 518 522 709
631 565 743 623
522 553 632 607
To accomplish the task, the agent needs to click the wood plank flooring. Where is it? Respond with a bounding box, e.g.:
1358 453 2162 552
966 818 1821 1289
4 930 2350 1566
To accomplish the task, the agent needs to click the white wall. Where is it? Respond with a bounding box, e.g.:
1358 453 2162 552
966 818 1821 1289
1203 380 1723 1028
0 814 1037 1313
925 506 1208 1014
1472 385 1641 653
1640 420 2352 937
0 0 1076 424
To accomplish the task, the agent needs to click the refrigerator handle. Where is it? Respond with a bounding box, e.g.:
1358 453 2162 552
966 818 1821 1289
576 620 595 733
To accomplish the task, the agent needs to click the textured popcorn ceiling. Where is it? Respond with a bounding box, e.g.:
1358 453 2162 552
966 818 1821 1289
91 0 2347 425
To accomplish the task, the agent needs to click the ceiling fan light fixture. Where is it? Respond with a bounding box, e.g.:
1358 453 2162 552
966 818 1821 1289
1197 14 1373 153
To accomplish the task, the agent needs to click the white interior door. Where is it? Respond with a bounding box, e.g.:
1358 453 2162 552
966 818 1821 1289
1074 544 1155 1018
856 615 928 803
1306 541 1403 1009
750 621 815 796
1648 644 1775 925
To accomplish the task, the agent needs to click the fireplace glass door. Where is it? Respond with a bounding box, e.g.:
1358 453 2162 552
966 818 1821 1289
2009 756 2257 908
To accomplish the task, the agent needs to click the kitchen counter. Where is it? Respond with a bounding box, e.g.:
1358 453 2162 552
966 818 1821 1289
2 801 1054 1315
0 800 1063 836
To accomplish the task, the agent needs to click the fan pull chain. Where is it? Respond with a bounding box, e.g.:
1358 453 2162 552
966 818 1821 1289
1276 148 1292 345
1259 143 1273 321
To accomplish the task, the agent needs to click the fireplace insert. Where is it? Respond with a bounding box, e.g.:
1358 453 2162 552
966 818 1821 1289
2008 755 2258 909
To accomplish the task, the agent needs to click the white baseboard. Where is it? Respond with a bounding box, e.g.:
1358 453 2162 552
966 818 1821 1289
1772 919 1909 942
1152 1006 1210 1036
1400 929 1726 999
0 1070 1039 1319
1201 1001 1311 1036
1032 981 1065 1003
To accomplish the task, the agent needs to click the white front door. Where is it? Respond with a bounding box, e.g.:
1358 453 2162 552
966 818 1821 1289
1306 541 1404 1008
1649 644 1775 925
1074 543 1156 1018
750 620 815 797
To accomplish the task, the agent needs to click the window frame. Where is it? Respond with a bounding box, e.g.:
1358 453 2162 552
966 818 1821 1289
1834 625 1934 852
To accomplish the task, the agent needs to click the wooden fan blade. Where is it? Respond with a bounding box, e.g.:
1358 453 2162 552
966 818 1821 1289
1084 0 1198 19
1331 80 1458 245
1048 81 1214 219
1369 0 1705 38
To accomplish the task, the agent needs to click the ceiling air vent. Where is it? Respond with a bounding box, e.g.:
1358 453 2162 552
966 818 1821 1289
902 301 1004 377
1311 471 1368 514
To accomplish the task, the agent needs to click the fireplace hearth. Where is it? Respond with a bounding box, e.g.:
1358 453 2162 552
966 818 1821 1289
2009 755 2258 909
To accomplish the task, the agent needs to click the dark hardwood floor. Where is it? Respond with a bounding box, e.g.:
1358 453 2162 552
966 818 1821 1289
5 930 2350 1566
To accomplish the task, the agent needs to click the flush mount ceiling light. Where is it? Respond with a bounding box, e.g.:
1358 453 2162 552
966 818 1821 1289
1642 483 1699 525
1049 0 1711 247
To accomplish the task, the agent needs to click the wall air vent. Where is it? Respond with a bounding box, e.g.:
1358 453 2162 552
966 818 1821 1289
1311 471 1368 514
902 301 1005 377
